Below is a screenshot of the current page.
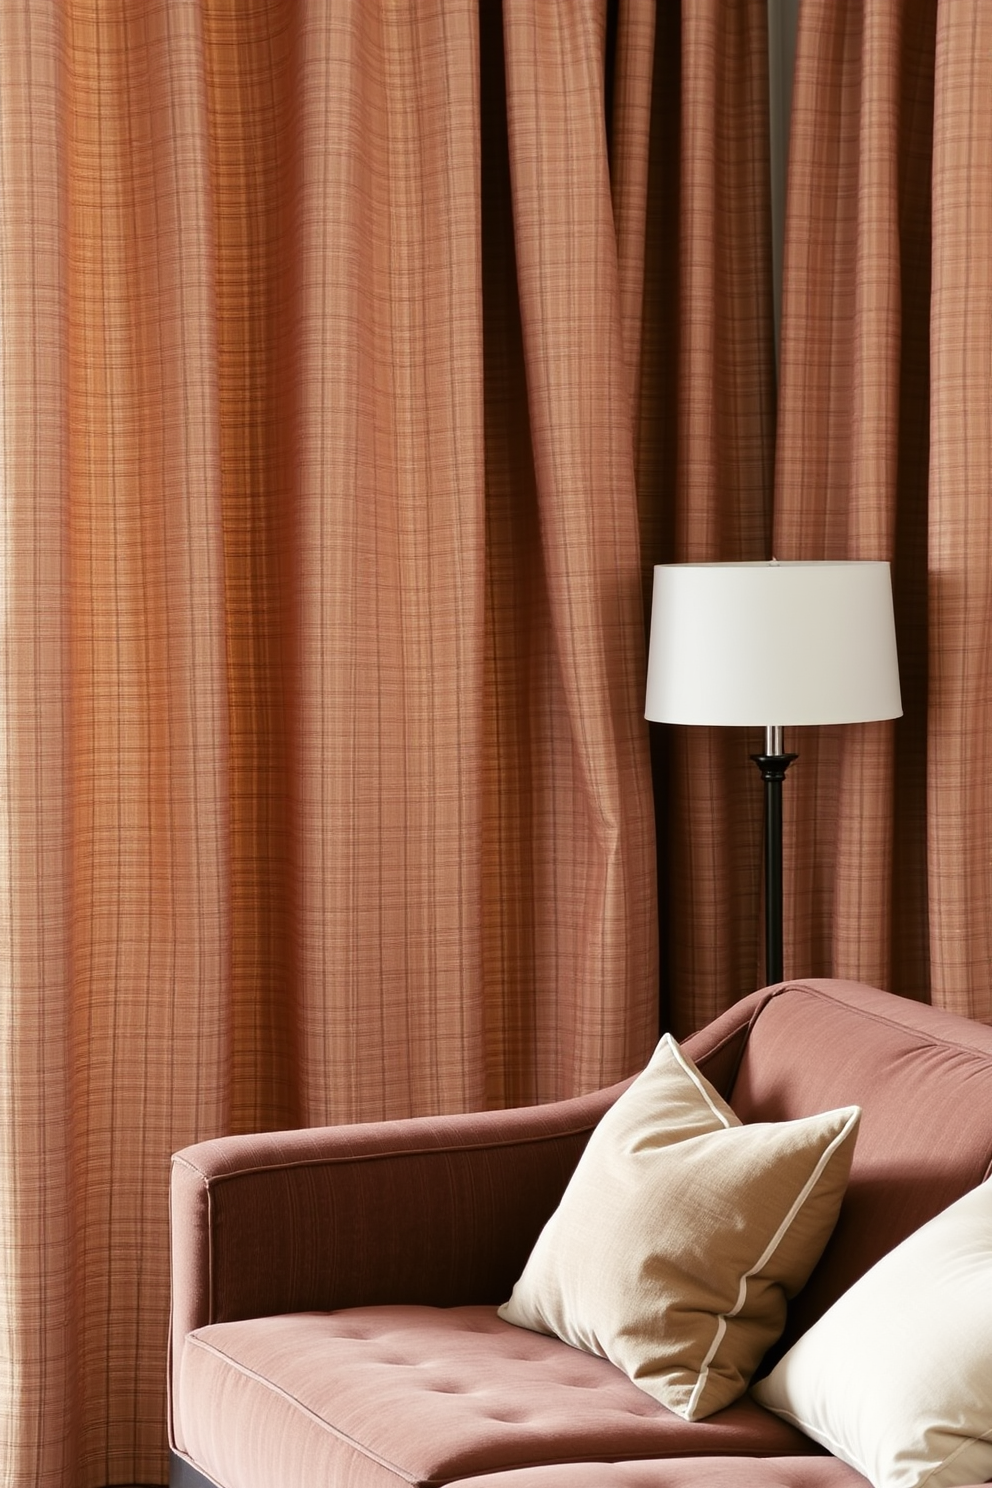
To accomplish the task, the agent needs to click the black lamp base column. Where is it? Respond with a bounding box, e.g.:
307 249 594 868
749 746 797 985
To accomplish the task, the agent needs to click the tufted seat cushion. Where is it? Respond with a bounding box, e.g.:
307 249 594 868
176 1305 822 1488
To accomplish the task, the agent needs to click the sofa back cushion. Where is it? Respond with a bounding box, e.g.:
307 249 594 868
728 979 992 1355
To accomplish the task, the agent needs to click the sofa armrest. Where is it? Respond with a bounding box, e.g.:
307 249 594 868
170 1088 623 1324
169 986 769 1451
169 1079 628 1449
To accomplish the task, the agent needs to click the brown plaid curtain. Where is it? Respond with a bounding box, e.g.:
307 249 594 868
0 1 658 1480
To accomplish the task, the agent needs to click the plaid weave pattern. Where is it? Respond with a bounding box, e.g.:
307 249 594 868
928 0 992 1021
645 0 776 1035
772 0 975 1020
0 0 658 1481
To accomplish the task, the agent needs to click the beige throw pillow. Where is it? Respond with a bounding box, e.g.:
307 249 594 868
498 1033 860 1421
752 1179 992 1488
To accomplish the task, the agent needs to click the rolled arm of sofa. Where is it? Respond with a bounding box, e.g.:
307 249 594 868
170 988 764 1327
171 1085 620 1332
169 987 766 1445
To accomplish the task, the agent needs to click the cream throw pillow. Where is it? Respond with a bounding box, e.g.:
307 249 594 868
752 1178 992 1488
498 1033 860 1421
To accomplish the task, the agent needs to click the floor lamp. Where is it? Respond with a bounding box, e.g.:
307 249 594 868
644 561 903 986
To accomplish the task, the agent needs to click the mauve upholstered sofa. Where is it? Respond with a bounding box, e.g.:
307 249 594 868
168 978 992 1488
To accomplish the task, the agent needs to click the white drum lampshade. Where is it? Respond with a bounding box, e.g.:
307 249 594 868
644 561 902 728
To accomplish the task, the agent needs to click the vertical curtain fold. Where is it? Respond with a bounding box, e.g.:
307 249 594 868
293 0 489 1124
610 0 656 399
776 0 899 991
0 5 75 1481
498 0 656 1095
662 0 776 1036
64 2 232 1477
201 0 298 1136
3 0 235 1479
928 0 992 1022
773 0 936 998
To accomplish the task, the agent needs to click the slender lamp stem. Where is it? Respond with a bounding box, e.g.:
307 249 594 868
750 726 797 985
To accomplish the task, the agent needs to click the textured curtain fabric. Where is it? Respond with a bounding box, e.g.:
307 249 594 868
927 0 992 1021
0 1 657 1482
661 0 992 1037
770 0 992 1027
638 0 777 1036
773 0 935 1004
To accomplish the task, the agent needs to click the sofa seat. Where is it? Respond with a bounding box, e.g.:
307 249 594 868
177 1304 821 1488
454 1459 869 1487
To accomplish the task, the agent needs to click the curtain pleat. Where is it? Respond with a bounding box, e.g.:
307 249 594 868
776 0 898 992
496 0 656 1096
773 0 936 999
2 0 233 1480
0 1 659 1480
928 0 992 1022
0 6 76 1481
655 0 776 1036
292 0 490 1123
610 0 656 398
64 2 232 1477
201 0 298 1136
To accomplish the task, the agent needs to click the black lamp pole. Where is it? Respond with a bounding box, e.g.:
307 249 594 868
749 725 797 986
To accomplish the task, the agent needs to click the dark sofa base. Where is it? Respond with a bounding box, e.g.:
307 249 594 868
168 1446 870 1488
169 1451 221 1488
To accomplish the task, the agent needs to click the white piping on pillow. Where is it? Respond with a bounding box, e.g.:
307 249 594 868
686 1105 860 1420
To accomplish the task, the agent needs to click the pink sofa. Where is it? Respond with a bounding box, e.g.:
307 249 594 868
168 979 992 1488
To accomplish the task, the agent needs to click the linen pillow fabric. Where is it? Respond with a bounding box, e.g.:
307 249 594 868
752 1178 992 1488
498 1033 859 1421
